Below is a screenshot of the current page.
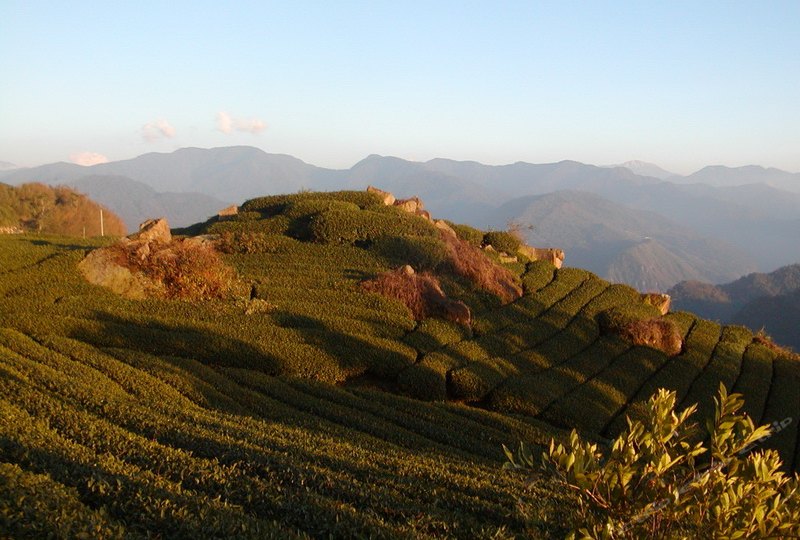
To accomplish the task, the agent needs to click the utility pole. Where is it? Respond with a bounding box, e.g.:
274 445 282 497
100 209 104 237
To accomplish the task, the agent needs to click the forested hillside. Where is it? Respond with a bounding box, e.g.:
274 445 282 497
0 182 126 236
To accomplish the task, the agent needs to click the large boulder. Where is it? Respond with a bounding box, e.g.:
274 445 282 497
131 218 171 244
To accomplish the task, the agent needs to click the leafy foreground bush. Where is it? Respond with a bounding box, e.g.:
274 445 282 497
505 385 800 538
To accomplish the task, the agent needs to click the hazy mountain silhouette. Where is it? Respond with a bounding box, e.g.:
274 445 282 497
70 175 228 231
682 165 800 193
604 160 677 179
3 146 798 276
670 264 800 350
485 190 755 290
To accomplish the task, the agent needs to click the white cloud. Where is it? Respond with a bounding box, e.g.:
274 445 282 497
216 111 234 134
70 151 109 166
216 111 266 135
142 119 176 142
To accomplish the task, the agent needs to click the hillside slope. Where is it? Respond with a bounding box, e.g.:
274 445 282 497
0 182 126 236
2 189 799 536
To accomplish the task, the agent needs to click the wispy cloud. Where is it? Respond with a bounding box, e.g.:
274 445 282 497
216 111 266 134
70 151 109 166
141 119 176 142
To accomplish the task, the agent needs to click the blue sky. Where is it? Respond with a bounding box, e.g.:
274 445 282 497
1 1 798 173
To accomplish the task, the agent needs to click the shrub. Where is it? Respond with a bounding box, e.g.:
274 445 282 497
505 385 800 538
446 222 484 246
309 208 438 244
207 215 291 236
241 190 383 214
482 230 521 254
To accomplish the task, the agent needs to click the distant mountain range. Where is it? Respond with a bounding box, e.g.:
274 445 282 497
605 160 677 179
669 264 800 350
2 146 798 289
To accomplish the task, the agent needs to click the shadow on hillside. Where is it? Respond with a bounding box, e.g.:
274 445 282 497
68 310 286 375
68 308 416 392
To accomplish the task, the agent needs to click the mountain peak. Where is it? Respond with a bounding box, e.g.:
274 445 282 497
605 160 677 179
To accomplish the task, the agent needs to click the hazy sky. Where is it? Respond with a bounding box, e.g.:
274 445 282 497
1 1 798 173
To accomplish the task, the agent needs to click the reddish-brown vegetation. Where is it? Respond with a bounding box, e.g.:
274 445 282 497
96 238 236 300
614 318 683 356
360 265 471 325
439 231 522 304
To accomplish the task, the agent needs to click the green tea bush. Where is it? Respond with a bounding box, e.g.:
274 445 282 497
369 235 450 271
520 260 557 294
396 351 462 401
207 215 291 235
403 317 472 355
217 231 298 254
241 190 384 214
309 208 438 244
234 210 262 221
282 198 360 220
505 385 800 539
448 356 516 401
733 342 776 422
445 221 484 246
482 230 521 254
680 325 752 424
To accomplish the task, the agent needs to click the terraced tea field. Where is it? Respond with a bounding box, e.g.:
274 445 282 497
2 189 799 536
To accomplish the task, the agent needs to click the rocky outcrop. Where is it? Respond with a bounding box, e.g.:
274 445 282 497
80 217 234 300
130 218 171 244
367 187 433 221
518 246 565 269
434 220 457 238
367 186 396 206
642 293 671 315
217 205 239 220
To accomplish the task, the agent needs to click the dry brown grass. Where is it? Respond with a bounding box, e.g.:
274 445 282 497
439 232 522 304
107 239 236 300
616 318 683 356
361 266 471 325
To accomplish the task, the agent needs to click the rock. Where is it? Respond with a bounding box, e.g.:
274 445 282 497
434 220 457 238
518 245 565 269
400 264 415 275
642 293 671 315
79 247 163 299
183 234 219 249
499 254 518 264
217 205 239 219
394 196 424 214
0 226 23 234
367 186 396 206
131 218 171 244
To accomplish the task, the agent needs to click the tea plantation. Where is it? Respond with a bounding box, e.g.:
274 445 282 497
1 189 799 537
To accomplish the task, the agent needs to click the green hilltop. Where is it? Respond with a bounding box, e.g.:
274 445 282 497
1 188 798 537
